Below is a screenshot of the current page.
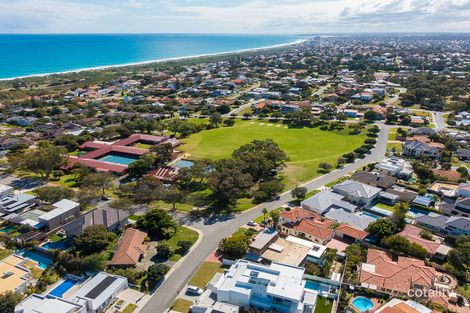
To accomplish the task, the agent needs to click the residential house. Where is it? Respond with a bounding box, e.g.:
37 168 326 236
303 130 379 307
351 171 396 189
334 224 368 243
375 158 414 179
332 180 381 207
280 218 334 245
15 294 86 313
403 141 440 159
415 213 470 236
398 225 449 258
212 259 318 313
109 228 148 267
432 169 461 182
62 207 129 237
0 255 31 295
457 182 470 198
0 184 14 197
70 272 128 313
323 209 375 231
37 199 80 230
374 298 432 313
249 229 279 256
412 195 435 208
301 191 356 215
0 193 37 216
279 208 316 225
359 249 446 296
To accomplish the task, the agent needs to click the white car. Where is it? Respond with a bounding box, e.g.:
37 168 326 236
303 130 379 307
186 285 203 296
247 221 258 227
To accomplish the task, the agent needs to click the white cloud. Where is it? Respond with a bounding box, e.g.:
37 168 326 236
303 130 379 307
0 0 469 33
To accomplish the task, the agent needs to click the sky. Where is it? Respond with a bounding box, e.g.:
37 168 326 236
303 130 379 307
0 0 469 34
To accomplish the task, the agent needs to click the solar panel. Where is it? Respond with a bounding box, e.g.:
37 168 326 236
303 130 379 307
84 276 117 299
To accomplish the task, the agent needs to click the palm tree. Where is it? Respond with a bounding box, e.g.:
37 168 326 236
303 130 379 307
262 208 268 223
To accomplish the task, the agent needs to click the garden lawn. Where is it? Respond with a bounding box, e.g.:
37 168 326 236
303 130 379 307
387 142 403 153
0 248 11 260
119 304 137 313
170 299 193 313
164 226 199 262
180 120 366 189
188 261 225 289
314 297 333 313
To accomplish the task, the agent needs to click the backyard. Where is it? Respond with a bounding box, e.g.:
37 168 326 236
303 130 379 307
180 120 367 189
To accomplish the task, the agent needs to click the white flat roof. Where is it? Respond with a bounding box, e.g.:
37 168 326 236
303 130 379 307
39 199 79 221
15 294 84 313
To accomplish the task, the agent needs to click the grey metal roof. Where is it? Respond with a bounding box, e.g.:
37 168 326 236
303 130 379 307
301 190 356 214
332 180 382 199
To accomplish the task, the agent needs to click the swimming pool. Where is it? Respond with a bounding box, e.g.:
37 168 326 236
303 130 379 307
20 250 54 269
357 211 380 220
49 278 80 298
99 153 139 165
175 159 194 168
352 297 374 312
0 226 16 233
42 239 73 251
408 207 430 218
304 281 331 293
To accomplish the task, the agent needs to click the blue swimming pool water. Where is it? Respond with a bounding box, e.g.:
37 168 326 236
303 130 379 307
408 207 430 218
49 278 80 297
0 226 16 233
42 239 73 251
304 281 331 293
99 153 139 165
175 160 194 168
352 297 374 312
20 250 54 269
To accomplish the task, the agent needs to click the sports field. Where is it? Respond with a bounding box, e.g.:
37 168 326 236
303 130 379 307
180 120 367 188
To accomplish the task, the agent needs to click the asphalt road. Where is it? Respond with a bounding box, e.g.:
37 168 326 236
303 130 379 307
433 111 447 131
140 124 391 313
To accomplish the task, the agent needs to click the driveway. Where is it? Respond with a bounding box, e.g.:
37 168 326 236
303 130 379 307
139 124 391 313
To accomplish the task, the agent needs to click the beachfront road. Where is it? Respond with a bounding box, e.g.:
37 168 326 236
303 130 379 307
140 124 391 313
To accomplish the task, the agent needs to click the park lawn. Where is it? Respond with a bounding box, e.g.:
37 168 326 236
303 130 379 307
150 200 194 213
51 173 77 188
180 120 366 189
170 299 193 313
0 248 11 260
188 261 225 289
314 297 333 313
164 226 199 262
237 107 253 116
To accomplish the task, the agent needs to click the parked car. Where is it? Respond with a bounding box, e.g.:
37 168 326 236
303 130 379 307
186 285 203 296
247 221 258 227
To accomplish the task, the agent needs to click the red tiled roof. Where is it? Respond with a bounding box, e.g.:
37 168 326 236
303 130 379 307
336 224 368 240
359 249 439 294
279 207 317 223
115 133 167 146
110 228 148 266
398 225 440 254
292 219 334 241
432 169 461 182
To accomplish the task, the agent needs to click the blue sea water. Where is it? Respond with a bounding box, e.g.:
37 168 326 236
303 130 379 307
0 34 303 79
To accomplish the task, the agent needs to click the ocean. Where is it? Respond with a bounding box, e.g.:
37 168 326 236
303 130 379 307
0 34 303 80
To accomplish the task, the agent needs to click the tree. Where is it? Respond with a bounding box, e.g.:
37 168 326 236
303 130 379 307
219 232 251 259
209 112 223 127
152 143 173 166
162 187 186 210
188 193 208 211
262 208 268 223
232 139 288 181
366 219 396 240
81 172 114 196
364 110 378 122
381 235 427 259
291 186 307 201
147 263 170 290
318 162 333 173
70 164 90 183
270 210 280 227
74 225 116 255
391 202 409 231
21 141 68 178
208 159 254 206
35 186 75 204
109 198 133 211
127 153 157 178
156 242 173 260
0 291 23 313
137 209 177 239
125 176 163 204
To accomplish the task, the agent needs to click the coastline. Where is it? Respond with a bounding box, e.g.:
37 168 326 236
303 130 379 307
0 38 308 82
